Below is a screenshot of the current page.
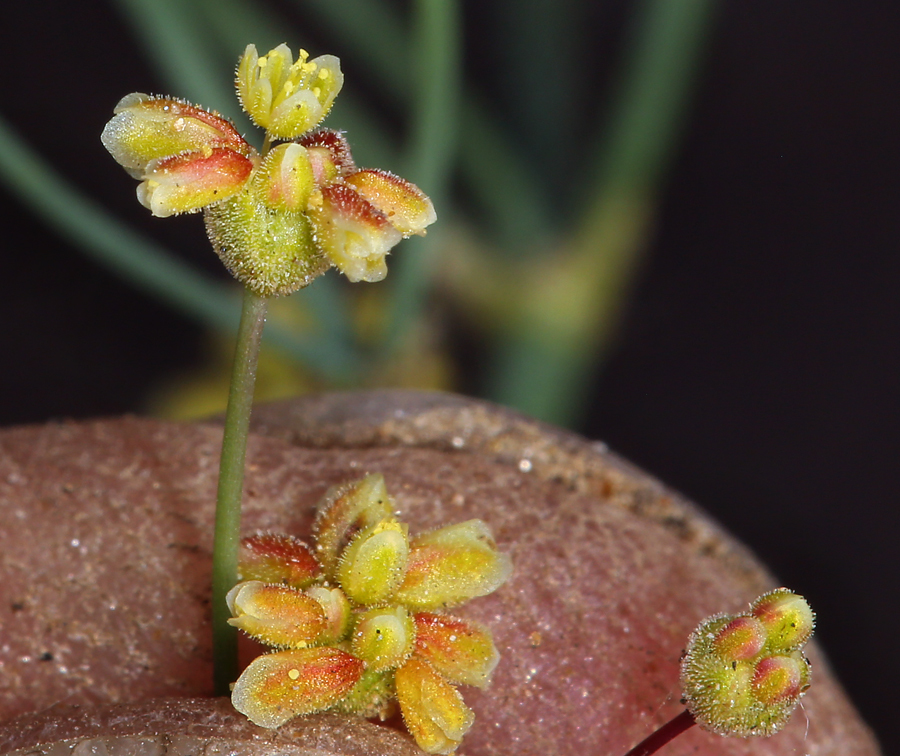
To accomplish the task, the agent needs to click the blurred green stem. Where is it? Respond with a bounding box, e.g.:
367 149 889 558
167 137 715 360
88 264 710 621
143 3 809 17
487 0 717 426
211 286 268 696
385 0 461 350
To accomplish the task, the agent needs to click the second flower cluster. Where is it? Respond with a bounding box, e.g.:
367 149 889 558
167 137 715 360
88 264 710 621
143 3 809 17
227 473 512 755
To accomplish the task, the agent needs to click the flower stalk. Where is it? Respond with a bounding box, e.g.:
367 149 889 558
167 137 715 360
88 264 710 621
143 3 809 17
211 286 268 695
622 709 696 756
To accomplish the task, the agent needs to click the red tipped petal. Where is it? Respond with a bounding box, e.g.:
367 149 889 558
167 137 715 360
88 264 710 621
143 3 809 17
239 533 322 589
309 183 401 283
137 148 254 217
345 169 436 236
414 612 499 688
232 647 364 728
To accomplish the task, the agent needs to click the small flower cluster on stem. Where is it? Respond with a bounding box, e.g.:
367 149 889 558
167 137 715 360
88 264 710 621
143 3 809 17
227 473 512 755
623 589 815 756
101 43 436 296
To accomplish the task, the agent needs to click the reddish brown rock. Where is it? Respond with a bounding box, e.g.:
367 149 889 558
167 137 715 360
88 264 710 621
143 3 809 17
0 391 881 755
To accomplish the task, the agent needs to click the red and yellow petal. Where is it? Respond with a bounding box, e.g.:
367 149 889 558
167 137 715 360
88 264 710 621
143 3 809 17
395 658 474 755
238 533 322 589
414 612 499 688
136 147 254 217
226 581 327 648
308 183 401 283
298 128 357 182
231 647 364 728
344 169 436 236
394 520 512 611
101 93 252 175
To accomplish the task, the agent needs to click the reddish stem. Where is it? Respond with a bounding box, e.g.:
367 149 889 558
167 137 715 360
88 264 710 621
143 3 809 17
623 709 697 756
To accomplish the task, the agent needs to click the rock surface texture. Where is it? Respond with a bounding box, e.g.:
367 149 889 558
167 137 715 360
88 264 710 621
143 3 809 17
0 390 881 755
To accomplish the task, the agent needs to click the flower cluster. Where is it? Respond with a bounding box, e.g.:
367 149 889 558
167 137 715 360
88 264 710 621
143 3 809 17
101 44 435 296
227 473 512 754
680 588 815 737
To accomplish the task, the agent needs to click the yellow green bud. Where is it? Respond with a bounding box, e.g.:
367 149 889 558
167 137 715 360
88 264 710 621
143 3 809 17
101 94 252 174
100 94 256 218
752 588 816 652
712 615 767 662
394 519 512 610
337 518 410 605
252 142 315 212
313 473 395 579
352 606 416 672
226 580 326 648
752 654 808 705
395 657 474 755
231 647 364 728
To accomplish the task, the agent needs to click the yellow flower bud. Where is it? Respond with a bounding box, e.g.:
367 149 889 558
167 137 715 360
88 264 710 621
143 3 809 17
712 615 767 662
352 606 416 672
313 473 395 579
338 518 410 605
396 658 474 755
101 94 252 174
101 94 256 217
394 519 512 610
252 142 315 212
752 654 808 705
231 647 364 728
236 44 343 138
752 588 816 652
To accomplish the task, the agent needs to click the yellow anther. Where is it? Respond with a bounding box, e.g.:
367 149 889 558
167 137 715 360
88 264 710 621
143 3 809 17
299 48 309 61
312 87 321 98
258 58 268 69
288 668 301 680
318 69 330 80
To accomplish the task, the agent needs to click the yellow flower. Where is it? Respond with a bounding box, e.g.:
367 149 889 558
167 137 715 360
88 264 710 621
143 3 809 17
101 45 435 296
236 44 343 139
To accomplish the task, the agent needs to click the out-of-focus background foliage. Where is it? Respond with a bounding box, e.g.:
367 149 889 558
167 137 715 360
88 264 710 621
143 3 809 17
1 0 896 747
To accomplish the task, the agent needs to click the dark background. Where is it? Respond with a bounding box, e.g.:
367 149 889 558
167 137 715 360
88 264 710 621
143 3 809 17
2 1 897 750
